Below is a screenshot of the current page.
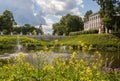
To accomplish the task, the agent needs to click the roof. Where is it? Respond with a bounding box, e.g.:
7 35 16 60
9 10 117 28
89 11 99 17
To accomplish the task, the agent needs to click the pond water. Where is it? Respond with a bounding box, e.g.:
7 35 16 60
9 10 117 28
0 46 120 68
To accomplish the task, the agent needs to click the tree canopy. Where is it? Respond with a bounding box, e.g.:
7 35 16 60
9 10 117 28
53 14 83 35
93 0 120 33
0 10 15 34
84 10 93 22
13 24 42 35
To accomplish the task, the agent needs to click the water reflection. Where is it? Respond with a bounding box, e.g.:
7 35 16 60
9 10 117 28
0 46 120 68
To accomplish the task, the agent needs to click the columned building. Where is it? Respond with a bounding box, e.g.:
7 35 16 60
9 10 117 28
84 12 120 33
84 12 102 31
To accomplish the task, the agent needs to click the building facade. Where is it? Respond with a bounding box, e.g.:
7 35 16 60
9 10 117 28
84 12 102 31
84 12 120 33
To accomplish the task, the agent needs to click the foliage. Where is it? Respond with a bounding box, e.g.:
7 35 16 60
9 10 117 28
112 33 120 38
53 23 66 35
0 47 120 81
116 1 120 13
0 10 15 34
0 10 42 35
84 10 93 22
13 24 42 35
57 34 120 48
53 14 84 35
93 0 120 33
69 30 98 36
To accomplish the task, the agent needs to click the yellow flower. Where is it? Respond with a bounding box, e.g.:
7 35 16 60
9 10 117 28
69 60 74 65
70 52 77 59
86 67 91 73
95 51 99 54
96 72 100 76
81 43 85 47
88 44 93 50
79 41 82 43
93 65 97 69
80 59 84 64
3 66 9 70
80 71 84 75
101 80 105 81
68 46 73 50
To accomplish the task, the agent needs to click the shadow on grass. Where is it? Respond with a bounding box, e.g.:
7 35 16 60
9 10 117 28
112 33 120 38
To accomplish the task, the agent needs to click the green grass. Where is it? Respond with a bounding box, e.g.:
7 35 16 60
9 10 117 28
0 36 50 49
57 34 120 48
0 34 120 50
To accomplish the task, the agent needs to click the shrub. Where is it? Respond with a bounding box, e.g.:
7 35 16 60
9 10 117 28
0 49 120 81
69 30 98 36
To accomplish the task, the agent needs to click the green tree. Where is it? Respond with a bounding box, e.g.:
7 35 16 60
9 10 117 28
0 10 15 34
93 0 120 33
53 23 66 35
84 10 93 22
115 1 120 13
0 16 3 31
13 24 42 35
53 14 83 35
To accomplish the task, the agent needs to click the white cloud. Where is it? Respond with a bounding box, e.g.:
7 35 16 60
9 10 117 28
0 0 46 25
35 0 83 16
42 25 53 34
70 8 82 16
0 0 84 34
80 4 84 8
45 18 54 25
76 0 83 5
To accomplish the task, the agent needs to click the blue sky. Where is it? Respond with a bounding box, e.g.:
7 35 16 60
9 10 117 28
0 0 100 34
81 0 100 15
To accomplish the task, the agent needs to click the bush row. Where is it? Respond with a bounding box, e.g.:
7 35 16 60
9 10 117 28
69 30 99 36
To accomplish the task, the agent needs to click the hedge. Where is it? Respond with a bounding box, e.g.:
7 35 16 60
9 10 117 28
69 30 99 36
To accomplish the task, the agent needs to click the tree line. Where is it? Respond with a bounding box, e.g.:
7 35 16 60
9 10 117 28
0 10 42 35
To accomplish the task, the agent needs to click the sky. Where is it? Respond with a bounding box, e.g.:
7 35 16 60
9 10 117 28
0 0 100 34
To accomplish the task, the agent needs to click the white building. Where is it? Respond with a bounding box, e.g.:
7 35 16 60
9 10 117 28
84 12 120 33
84 12 102 31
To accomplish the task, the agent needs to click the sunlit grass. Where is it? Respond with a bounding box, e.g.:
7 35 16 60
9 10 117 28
0 36 50 49
57 34 120 49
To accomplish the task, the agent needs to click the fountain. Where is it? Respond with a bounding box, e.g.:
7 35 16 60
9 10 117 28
63 46 66 50
16 35 23 52
0 35 23 59
62 46 66 52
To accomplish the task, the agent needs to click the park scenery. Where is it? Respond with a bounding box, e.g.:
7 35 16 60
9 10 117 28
0 0 120 81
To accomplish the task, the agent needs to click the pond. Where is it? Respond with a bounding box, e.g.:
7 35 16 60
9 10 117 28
0 46 120 68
